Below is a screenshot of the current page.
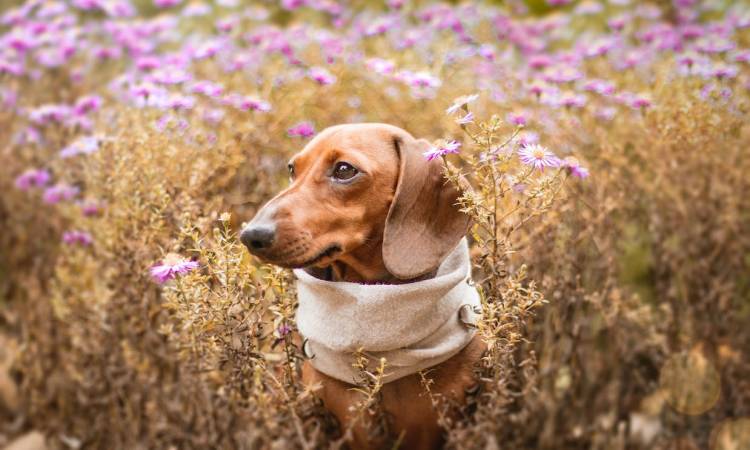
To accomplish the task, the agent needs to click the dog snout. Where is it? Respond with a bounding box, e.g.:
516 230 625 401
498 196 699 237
240 224 276 252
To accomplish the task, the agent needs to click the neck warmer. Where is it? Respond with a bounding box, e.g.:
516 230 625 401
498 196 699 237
293 238 480 384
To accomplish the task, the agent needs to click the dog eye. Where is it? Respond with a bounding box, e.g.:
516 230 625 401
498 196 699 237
332 162 358 181
288 162 295 180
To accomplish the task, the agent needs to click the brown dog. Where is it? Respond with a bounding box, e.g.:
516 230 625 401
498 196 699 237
241 123 484 449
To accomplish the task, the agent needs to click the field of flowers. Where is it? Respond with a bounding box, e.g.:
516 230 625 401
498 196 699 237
1 0 750 448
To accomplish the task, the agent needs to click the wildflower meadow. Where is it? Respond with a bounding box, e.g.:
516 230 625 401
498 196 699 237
1 0 749 448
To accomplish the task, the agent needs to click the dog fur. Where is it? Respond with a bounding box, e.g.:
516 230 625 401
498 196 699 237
241 123 484 449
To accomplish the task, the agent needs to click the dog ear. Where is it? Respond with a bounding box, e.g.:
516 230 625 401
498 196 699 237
383 134 471 280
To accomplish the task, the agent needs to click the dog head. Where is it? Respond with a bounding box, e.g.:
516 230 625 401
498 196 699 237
240 123 470 280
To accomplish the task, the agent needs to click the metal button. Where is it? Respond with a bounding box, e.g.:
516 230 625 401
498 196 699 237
302 338 315 359
458 304 480 328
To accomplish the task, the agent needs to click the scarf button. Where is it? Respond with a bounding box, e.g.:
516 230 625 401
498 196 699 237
458 304 480 328
302 338 315 359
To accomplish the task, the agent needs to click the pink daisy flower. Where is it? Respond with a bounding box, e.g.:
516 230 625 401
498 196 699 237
518 144 561 171
287 122 315 138
424 140 461 161
445 94 479 114
154 0 181 7
630 96 652 109
455 111 474 125
365 58 395 75
150 253 199 284
73 95 103 115
14 169 51 191
230 95 272 113
506 111 528 126
42 184 79 204
79 200 104 217
308 67 336 85
564 158 590 179
62 230 93 246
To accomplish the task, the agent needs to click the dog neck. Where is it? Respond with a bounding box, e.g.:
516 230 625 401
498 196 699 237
309 233 439 284
310 235 396 283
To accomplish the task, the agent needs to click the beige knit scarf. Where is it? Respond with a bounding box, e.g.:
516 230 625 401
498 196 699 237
294 238 481 384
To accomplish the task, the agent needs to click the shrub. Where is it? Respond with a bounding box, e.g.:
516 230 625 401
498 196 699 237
1 0 748 448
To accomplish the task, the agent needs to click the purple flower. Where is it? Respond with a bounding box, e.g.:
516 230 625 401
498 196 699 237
529 54 554 70
203 108 225 125
154 0 182 7
365 58 395 75
517 131 540 147
543 65 582 84
15 169 51 191
183 2 211 16
79 200 103 217
28 104 72 125
478 44 496 61
62 230 93 246
43 184 80 204
72 0 101 10
695 36 735 54
191 81 224 98
216 18 237 33
575 1 603 14
456 111 474 125
387 0 405 9
446 94 479 114
710 63 738 80
74 95 103 115
630 96 652 109
596 107 617 121
2 88 17 109
94 46 122 60
228 95 272 112
6 29 38 53
518 144 561 171
135 56 161 71
308 67 336 85
582 79 615 96
0 59 24 76
278 324 292 337
406 71 442 89
506 111 528 126
150 68 191 85
365 17 394 36
607 13 630 31
60 136 100 158
193 39 226 59
287 122 315 138
166 94 196 110
281 0 306 10
733 50 750 63
424 140 461 161
564 158 590 179
150 253 199 284
527 81 548 97
560 92 587 108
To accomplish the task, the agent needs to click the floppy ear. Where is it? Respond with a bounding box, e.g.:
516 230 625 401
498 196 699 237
383 134 471 280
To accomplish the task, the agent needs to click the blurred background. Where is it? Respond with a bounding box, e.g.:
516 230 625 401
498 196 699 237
1 0 749 449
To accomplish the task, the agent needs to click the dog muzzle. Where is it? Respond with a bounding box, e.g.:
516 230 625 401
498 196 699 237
293 238 481 384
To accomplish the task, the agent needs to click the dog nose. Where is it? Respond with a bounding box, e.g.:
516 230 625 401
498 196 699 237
240 225 275 251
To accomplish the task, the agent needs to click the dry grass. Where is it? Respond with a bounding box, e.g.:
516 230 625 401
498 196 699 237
1 0 749 448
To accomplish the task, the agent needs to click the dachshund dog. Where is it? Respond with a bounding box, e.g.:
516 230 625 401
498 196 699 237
241 123 484 449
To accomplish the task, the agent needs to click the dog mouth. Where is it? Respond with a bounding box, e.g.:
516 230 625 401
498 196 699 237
292 244 342 268
256 243 342 269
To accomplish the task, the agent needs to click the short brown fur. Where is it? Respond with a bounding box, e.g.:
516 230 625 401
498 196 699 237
243 123 483 449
